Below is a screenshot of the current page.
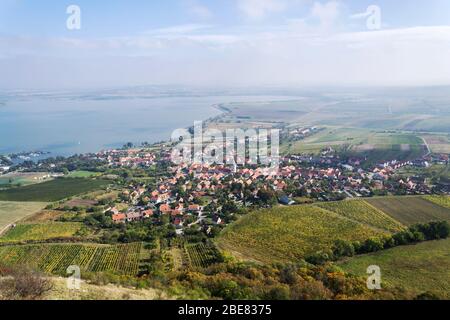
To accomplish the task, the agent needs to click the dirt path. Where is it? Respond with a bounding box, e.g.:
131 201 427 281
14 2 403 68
0 224 12 237
420 136 432 156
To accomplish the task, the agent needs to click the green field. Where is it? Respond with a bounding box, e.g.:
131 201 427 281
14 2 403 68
366 197 450 226
0 201 47 231
338 239 450 298
0 223 84 243
221 91 450 134
0 172 51 188
315 200 405 233
404 117 450 133
284 127 426 163
283 127 369 154
218 205 386 264
67 171 101 178
421 135 450 154
0 178 110 202
0 242 142 276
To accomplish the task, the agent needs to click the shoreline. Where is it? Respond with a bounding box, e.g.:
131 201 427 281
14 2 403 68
1 94 305 161
1 101 230 165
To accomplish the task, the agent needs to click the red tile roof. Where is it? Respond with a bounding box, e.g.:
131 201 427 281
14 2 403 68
143 209 154 217
112 213 126 222
160 204 171 213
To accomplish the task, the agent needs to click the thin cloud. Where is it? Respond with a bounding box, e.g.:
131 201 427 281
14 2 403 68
237 0 287 19
144 24 213 36
311 1 340 27
188 1 213 19
1 1 450 89
350 12 370 19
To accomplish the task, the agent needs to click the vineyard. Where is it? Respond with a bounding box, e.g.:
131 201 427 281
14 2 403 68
423 195 450 210
366 197 450 226
0 223 84 243
185 243 223 269
0 242 142 276
218 205 386 264
316 200 405 233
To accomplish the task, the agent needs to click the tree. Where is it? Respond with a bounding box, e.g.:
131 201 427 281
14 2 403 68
221 201 238 214
409 221 449 241
332 240 355 258
264 285 290 300
118 228 148 243
279 265 300 285
382 236 396 249
123 142 134 149
435 221 450 239
257 189 277 206
208 278 248 300
305 250 333 265
392 230 414 246
290 280 333 300
360 238 384 253
208 225 222 238
411 231 425 242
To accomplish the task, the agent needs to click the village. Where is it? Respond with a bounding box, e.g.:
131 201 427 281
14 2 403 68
93 143 449 235
1 124 449 237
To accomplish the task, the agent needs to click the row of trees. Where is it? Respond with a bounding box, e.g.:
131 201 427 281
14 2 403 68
171 260 432 300
306 221 450 264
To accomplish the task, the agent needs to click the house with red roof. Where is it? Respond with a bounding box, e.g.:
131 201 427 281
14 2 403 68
159 204 171 214
188 204 201 212
142 209 154 218
126 212 143 222
112 213 126 224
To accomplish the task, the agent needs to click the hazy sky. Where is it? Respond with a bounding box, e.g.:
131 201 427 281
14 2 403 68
1 0 450 89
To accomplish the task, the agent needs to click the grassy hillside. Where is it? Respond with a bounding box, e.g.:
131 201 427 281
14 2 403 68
0 178 110 202
424 195 450 210
338 239 450 298
0 201 47 231
42 277 167 300
315 200 405 233
22 210 65 223
0 223 84 243
366 197 450 226
218 205 386 264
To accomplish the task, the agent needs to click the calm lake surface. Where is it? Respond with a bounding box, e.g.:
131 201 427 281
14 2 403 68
0 95 294 157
